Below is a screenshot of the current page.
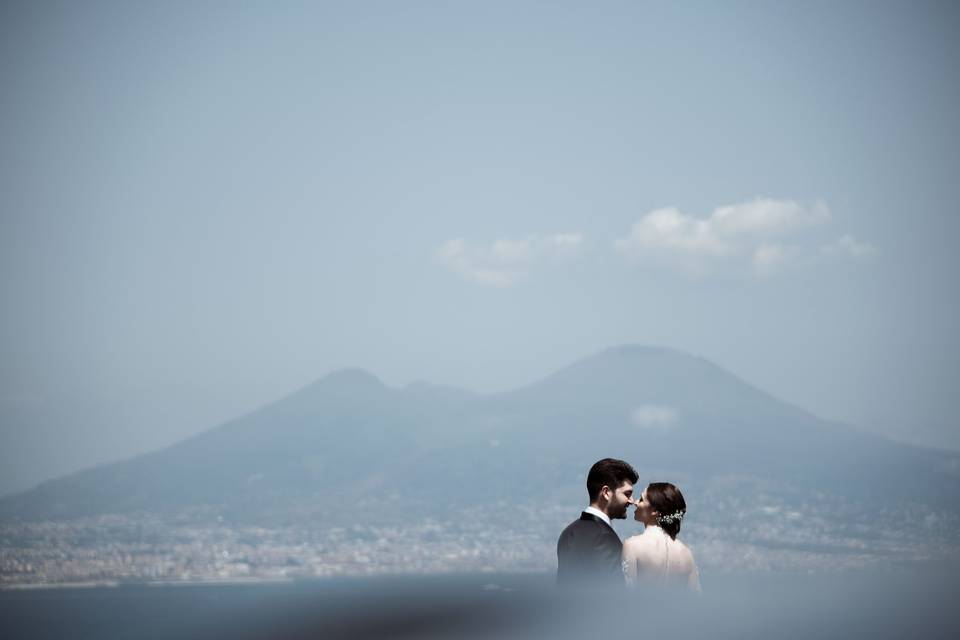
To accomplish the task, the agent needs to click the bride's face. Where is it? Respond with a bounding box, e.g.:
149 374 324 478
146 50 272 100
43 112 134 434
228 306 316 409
633 488 657 525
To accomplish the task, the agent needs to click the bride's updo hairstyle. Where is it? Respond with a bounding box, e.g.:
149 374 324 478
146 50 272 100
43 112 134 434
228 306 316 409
646 482 687 540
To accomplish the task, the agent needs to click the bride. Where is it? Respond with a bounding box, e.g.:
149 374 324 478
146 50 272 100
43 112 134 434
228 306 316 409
621 482 701 591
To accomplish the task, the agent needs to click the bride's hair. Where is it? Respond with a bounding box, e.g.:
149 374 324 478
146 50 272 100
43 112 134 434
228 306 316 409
646 482 687 540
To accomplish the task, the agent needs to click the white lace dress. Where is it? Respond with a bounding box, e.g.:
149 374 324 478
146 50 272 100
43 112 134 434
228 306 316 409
621 525 701 591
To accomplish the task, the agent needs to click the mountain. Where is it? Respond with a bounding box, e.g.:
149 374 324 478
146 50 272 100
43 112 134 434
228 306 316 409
2 345 958 522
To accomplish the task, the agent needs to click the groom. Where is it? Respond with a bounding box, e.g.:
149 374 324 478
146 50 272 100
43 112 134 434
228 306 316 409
556 458 638 588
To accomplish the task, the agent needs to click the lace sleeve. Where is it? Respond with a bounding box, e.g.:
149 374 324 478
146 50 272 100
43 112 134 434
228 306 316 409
621 540 639 587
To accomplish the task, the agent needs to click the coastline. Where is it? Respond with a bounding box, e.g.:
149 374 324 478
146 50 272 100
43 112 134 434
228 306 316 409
0 576 296 591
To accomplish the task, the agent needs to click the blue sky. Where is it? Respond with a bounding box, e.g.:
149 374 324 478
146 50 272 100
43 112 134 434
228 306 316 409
1 1 958 495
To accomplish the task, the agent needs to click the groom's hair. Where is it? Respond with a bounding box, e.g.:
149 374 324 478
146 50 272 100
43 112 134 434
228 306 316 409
586 458 639 501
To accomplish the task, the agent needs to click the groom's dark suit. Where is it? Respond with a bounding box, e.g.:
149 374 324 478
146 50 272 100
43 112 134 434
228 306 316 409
556 511 624 588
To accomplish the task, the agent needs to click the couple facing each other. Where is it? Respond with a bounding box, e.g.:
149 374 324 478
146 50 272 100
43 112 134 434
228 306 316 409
557 458 700 591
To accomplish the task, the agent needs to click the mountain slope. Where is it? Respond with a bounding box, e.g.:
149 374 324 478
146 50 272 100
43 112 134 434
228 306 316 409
2 345 957 521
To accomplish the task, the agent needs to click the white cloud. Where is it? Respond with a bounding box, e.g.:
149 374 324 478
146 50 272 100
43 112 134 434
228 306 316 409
490 239 532 264
616 197 875 277
547 232 586 252
437 233 583 287
616 207 732 257
711 198 830 237
752 243 799 277
820 234 879 259
630 405 679 429
437 239 517 287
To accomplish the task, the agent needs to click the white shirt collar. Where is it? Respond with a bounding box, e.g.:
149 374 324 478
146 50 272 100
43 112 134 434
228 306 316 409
583 506 612 527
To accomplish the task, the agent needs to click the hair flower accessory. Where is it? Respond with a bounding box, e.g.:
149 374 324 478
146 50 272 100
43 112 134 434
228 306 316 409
657 510 685 525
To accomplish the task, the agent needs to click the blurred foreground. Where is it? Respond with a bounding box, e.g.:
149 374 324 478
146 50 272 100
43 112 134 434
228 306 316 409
2 567 959 640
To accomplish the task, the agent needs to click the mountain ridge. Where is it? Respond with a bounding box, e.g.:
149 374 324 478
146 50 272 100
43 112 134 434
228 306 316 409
2 344 957 522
